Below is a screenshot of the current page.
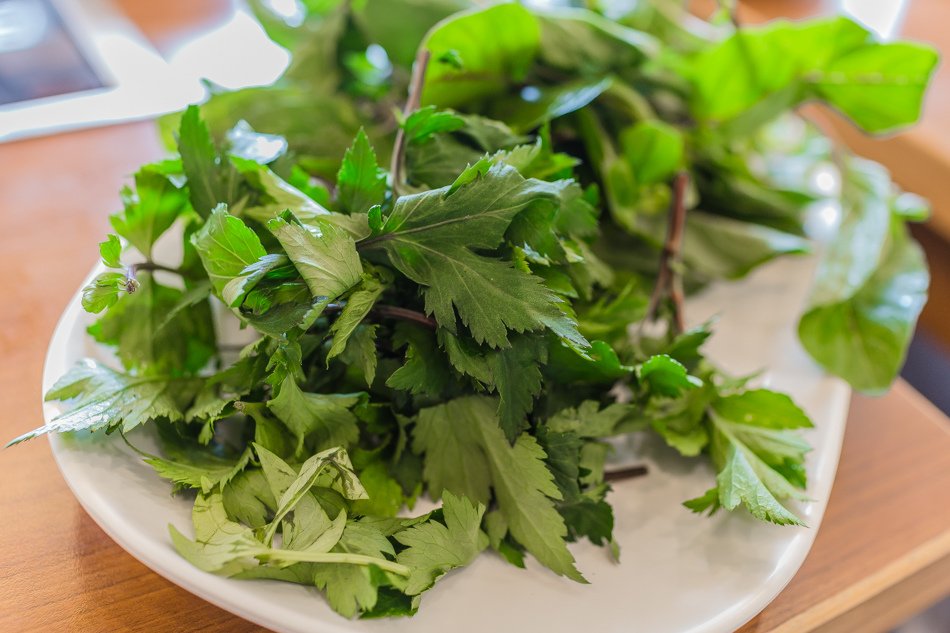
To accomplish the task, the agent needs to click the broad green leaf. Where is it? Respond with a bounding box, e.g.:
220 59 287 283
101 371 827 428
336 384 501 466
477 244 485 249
799 158 928 391
353 0 468 68
493 77 612 132
420 3 540 108
403 106 465 144
268 211 363 301
546 339 632 384
193 205 267 298
99 234 122 268
537 8 656 74
638 355 699 398
713 390 813 430
815 42 938 133
799 221 927 392
620 120 684 185
691 17 938 134
81 272 126 314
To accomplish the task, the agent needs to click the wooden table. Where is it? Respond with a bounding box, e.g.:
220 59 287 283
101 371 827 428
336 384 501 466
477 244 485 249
1 2 949 632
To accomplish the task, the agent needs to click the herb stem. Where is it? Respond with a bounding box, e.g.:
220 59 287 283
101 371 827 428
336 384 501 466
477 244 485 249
255 549 411 576
603 464 649 482
373 304 436 329
128 261 182 276
125 261 186 292
644 171 690 334
390 48 432 196
324 302 436 329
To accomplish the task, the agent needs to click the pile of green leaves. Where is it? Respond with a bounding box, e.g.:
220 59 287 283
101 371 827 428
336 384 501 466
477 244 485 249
13 0 936 619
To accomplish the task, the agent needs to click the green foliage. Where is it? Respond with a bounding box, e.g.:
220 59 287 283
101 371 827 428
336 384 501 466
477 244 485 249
798 159 929 391
18 1 939 620
336 128 387 214
690 17 938 134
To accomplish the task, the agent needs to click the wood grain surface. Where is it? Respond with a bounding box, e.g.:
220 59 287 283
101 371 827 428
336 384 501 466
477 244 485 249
0 2 949 632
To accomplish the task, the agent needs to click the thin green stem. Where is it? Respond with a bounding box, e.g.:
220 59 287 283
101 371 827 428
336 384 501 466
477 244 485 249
256 549 411 576
125 261 187 293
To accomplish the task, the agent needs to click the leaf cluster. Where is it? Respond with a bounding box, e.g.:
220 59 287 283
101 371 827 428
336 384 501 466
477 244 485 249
16 0 938 619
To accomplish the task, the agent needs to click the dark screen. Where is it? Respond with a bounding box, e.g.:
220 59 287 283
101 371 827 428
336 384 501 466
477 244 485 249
0 0 105 106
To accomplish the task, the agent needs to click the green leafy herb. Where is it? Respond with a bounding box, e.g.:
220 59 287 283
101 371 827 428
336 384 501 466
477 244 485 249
16 1 938 619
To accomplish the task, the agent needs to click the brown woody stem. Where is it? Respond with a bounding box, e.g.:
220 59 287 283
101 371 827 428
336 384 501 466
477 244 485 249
324 302 436 330
604 465 649 482
644 171 690 335
389 49 432 196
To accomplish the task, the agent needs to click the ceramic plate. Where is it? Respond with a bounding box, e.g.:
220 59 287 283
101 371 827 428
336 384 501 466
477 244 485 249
45 250 849 633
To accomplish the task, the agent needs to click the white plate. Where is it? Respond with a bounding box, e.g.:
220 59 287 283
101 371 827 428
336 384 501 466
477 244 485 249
45 251 849 633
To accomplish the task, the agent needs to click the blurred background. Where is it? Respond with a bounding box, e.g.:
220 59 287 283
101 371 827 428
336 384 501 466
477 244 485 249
0 0 946 631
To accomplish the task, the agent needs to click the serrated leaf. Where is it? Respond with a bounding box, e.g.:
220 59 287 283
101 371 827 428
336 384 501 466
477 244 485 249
267 211 363 301
337 128 387 214
414 396 584 581
268 376 361 453
192 205 267 298
403 106 465 143
338 324 379 387
490 335 546 441
87 275 216 375
99 234 122 268
714 441 804 526
395 491 486 594
81 272 126 314
386 323 452 397
10 360 195 445
110 167 188 258
327 277 383 361
366 163 587 348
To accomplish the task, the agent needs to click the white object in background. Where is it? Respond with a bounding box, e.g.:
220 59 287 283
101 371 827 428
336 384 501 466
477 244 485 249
165 7 289 92
44 233 850 633
841 0 908 40
0 0 203 142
